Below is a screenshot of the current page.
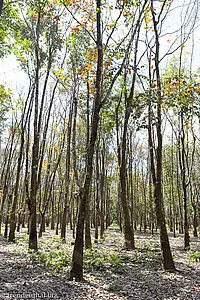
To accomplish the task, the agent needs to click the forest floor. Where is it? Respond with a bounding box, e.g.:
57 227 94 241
0 226 200 300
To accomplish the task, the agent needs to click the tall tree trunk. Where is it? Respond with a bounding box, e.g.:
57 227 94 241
9 130 25 241
176 143 183 234
149 0 175 271
0 130 15 234
129 133 134 230
100 141 105 239
69 0 103 281
61 102 73 240
84 83 92 248
94 147 100 242
105 186 111 229
4 193 12 238
51 196 55 231
179 112 190 249
115 14 144 248
28 13 41 251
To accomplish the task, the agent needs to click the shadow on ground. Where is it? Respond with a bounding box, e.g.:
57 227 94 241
0 230 200 300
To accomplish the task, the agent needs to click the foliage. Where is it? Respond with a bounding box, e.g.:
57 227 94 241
84 248 125 272
0 84 12 132
0 0 22 57
162 67 200 117
84 246 161 272
29 248 71 272
129 252 160 265
30 244 129 273
187 249 200 262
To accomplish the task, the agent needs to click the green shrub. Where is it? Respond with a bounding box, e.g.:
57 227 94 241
30 249 71 272
84 248 125 272
188 249 200 262
129 251 161 266
30 247 127 273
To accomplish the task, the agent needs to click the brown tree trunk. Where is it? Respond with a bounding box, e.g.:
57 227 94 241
85 196 92 249
4 194 12 238
84 84 92 249
61 102 73 240
69 0 103 281
105 187 111 229
51 196 55 231
178 112 190 249
100 143 105 239
94 147 100 242
28 12 42 251
148 0 175 271
9 130 25 242
0 129 15 235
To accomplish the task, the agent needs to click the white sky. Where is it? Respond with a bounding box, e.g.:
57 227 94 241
0 54 29 92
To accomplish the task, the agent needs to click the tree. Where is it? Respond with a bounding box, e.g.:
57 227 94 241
147 0 175 271
69 0 103 281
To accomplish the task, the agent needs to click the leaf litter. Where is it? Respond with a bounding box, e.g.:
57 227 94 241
0 227 200 300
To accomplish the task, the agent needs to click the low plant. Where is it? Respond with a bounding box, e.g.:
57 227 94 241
129 251 161 266
187 249 200 262
84 248 126 273
106 282 122 292
29 249 71 272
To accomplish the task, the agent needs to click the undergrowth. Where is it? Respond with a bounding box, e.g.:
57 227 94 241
84 248 127 273
29 249 71 272
29 244 160 274
187 249 200 262
23 229 161 273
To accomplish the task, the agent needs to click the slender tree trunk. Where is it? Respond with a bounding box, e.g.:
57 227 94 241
176 143 183 234
69 0 103 281
28 12 43 251
69 105 100 280
39 213 45 238
106 187 111 229
116 94 135 248
149 0 175 271
85 202 92 248
9 130 25 242
179 112 190 249
94 147 100 242
149 171 154 235
51 197 55 230
4 194 12 238
129 133 134 230
84 84 92 248
100 142 105 239
170 130 176 238
0 131 15 234
115 16 143 248
61 102 73 240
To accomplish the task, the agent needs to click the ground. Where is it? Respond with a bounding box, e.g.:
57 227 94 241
0 227 200 300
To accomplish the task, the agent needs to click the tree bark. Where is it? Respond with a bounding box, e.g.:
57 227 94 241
69 0 103 281
149 0 175 271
